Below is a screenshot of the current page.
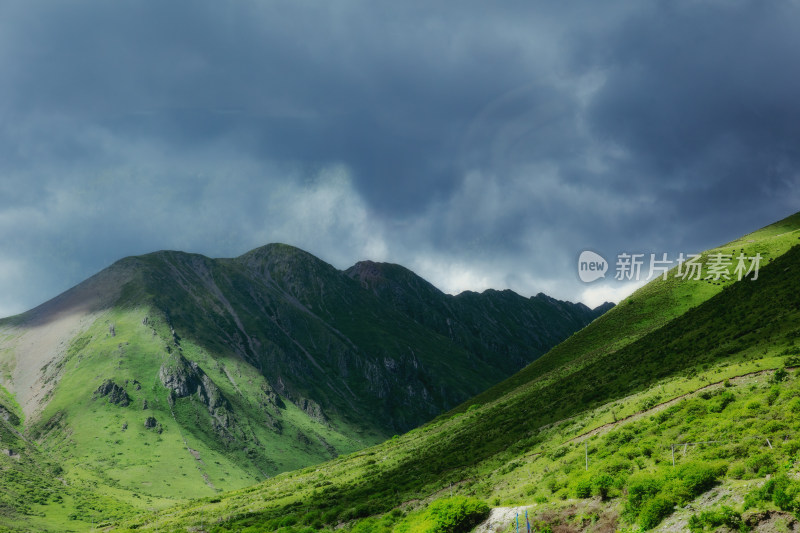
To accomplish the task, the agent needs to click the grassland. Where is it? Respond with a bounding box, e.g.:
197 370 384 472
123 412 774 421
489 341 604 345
98 214 800 531
1 237 610 531
1 213 798 532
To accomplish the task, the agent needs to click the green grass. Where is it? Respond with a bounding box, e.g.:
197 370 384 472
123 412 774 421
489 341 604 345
3 238 603 531
4 212 800 531
11 302 384 530
110 213 800 531
456 211 800 414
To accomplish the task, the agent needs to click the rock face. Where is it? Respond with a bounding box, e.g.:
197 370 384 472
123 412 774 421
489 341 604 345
159 354 227 411
93 380 130 407
159 354 231 434
0 404 19 425
299 398 326 423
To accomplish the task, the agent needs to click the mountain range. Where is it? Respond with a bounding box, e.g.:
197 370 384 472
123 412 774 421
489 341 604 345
6 212 800 532
0 244 608 529
117 211 800 532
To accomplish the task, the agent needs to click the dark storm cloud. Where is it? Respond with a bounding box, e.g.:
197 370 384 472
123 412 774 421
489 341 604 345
578 2 800 245
1 1 532 211
1 0 799 315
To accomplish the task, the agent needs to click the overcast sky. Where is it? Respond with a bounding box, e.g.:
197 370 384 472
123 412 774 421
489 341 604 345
1 1 799 317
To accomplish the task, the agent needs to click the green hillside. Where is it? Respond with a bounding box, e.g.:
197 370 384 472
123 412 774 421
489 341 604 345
116 212 800 532
460 210 800 412
0 244 604 531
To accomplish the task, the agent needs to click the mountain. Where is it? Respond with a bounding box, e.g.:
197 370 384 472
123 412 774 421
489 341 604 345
346 260 613 376
123 212 800 532
0 244 607 530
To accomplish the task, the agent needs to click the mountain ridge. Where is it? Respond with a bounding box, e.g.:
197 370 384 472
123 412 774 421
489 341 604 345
119 211 800 533
0 242 610 529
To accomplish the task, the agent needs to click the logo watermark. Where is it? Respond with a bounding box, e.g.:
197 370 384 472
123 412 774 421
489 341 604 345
578 251 762 283
577 251 608 283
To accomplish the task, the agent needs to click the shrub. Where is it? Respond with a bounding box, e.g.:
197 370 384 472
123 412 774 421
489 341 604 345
677 462 724 496
575 478 592 498
351 518 385 533
602 458 633 475
767 386 781 405
548 446 568 460
789 398 800 412
626 475 663 514
772 368 788 384
744 474 800 513
783 439 800 456
709 392 735 413
626 462 725 529
592 474 615 500
685 401 707 417
728 462 746 480
404 497 490 533
687 505 744 532
745 452 776 476
638 495 674 530
530 520 553 533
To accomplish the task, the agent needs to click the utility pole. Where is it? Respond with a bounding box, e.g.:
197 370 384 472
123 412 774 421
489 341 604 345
671 444 675 466
585 442 588 470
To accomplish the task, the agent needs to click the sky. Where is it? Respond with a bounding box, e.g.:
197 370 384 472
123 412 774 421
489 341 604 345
1 0 799 317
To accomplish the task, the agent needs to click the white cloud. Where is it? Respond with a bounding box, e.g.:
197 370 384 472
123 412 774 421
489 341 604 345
251 164 390 268
579 280 645 308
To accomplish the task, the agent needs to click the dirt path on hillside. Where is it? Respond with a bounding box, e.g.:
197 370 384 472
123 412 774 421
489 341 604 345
566 367 788 444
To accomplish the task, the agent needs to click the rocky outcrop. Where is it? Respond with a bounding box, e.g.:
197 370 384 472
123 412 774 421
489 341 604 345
0 404 20 426
260 382 286 409
93 380 130 407
159 354 231 427
298 397 327 423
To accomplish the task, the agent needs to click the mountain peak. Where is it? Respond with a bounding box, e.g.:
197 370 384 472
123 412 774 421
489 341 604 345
237 242 318 263
345 259 383 282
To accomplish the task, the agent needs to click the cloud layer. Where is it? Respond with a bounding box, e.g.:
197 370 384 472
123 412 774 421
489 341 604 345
1 1 799 315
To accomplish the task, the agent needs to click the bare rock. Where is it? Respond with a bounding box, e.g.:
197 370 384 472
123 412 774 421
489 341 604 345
93 379 130 407
159 354 231 420
299 397 327 423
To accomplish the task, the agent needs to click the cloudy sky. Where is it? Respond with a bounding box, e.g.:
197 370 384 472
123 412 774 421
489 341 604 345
1 1 799 317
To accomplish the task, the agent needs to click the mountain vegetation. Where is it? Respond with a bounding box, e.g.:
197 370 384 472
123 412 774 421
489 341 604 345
109 211 800 532
0 243 606 531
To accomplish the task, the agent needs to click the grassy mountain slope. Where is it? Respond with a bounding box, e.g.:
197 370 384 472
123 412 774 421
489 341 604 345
460 211 800 411
0 244 605 531
119 212 800 532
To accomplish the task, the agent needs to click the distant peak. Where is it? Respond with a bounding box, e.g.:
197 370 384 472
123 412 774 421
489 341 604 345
593 301 615 313
239 243 309 259
345 260 446 297
236 243 330 268
346 260 384 282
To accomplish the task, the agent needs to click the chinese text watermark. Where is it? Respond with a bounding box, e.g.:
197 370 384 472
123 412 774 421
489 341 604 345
578 251 761 283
